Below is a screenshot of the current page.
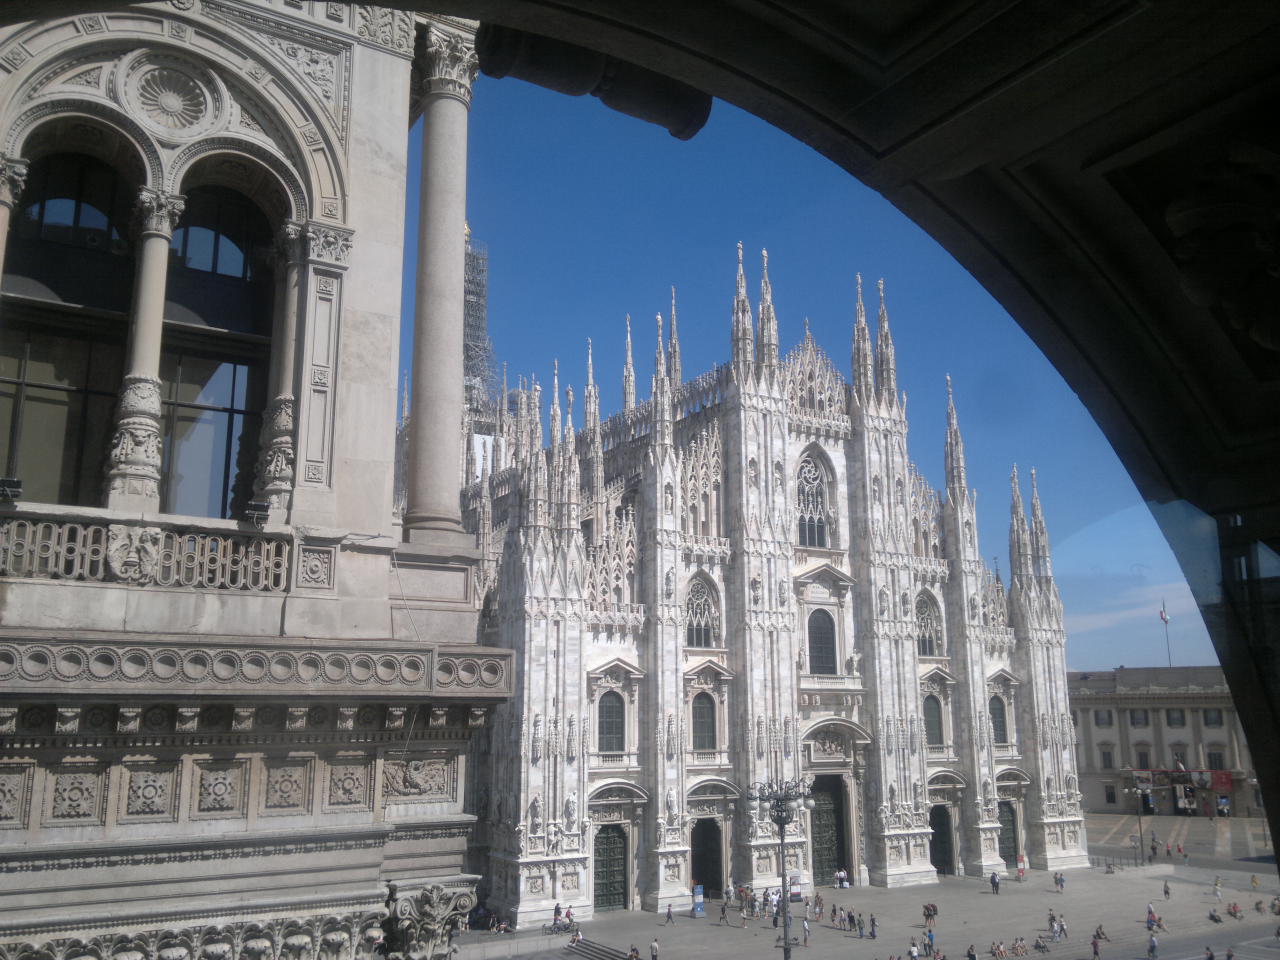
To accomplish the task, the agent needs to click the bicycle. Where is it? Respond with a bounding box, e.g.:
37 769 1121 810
544 919 579 935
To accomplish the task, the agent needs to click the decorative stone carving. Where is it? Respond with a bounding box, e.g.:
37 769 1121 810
54 706 80 734
125 765 177 818
135 67 207 130
49 769 102 822
134 188 186 237
0 155 28 209
423 26 478 105
104 522 162 584
305 222 353 265
262 35 336 103
383 757 454 801
298 545 335 588
196 762 245 816
264 761 311 812
106 373 165 501
356 7 414 54
0 765 32 827
326 762 370 808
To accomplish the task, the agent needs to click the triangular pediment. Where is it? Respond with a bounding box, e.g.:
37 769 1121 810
920 665 958 686
792 561 856 586
683 658 734 681
987 668 1020 686
587 657 645 681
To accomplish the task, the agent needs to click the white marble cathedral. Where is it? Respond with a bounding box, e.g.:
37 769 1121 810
460 246 1088 922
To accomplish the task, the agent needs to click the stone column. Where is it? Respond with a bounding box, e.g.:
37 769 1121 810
0 155 28 276
252 220 305 516
403 25 478 537
105 187 184 510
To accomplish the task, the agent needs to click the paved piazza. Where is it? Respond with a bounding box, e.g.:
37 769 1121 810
459 816 1277 960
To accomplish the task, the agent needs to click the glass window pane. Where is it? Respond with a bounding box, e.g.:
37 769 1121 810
86 338 124 393
0 384 14 467
73 394 114 505
0 324 23 379
24 329 88 387
215 233 245 278
165 406 229 517
17 387 82 504
183 225 216 272
175 354 235 407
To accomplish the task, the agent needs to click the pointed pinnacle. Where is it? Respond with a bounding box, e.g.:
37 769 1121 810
586 338 594 384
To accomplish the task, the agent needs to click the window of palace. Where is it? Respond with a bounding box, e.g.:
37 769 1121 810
1130 708 1149 727
1166 707 1185 727
1094 709 1114 727
989 695 1009 744
1136 746 1151 769
685 578 720 647
807 608 837 675
1105 785 1116 804
691 692 716 750
916 594 943 657
1207 749 1226 771
1202 707 1224 727
597 691 624 754
796 453 831 548
923 694 944 747
1100 747 1114 769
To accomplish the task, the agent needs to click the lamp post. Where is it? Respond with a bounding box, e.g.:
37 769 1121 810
747 776 814 960
1122 767 1146 867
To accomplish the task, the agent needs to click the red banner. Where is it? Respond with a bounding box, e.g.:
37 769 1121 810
1211 770 1233 792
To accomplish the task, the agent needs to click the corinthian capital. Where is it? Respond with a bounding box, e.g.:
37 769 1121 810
424 26 478 105
134 187 185 238
0 155 28 209
274 220 307 265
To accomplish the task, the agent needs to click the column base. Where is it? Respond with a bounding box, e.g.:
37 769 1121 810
403 515 469 540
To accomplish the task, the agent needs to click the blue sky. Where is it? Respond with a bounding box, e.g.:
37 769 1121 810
399 74 1216 672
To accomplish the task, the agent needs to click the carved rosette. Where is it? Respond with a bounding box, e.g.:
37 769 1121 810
133 187 185 238
106 375 163 500
0 155 28 209
424 27 478 106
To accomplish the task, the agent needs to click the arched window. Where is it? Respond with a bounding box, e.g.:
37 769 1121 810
692 692 716 750
989 696 1009 744
598 691 625 754
686 578 720 647
807 609 837 675
916 594 942 657
3 153 135 506
923 695 944 747
796 454 831 547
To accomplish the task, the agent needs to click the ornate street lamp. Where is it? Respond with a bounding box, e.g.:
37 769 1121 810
746 776 815 960
1121 765 1146 867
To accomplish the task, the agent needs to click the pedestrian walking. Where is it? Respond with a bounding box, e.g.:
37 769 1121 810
1091 936 1100 960
870 914 878 939
858 915 866 938
720 902 727 925
1147 935 1157 960
1184 852 1190 866
1204 948 1214 960
1253 876 1261 891
740 905 747 928
1059 873 1066 893
650 939 659 960
1164 881 1170 900
1166 843 1171 858
990 871 1001 895
803 918 810 947
665 904 675 925
1215 877 1224 902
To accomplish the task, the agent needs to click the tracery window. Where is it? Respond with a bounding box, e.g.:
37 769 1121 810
796 454 831 547
685 578 720 647
807 609 837 675
598 691 624 754
923 695 944 747
989 695 1009 744
692 692 716 750
916 594 943 657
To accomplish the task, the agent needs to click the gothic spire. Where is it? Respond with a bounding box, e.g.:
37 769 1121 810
550 359 561 452
944 375 968 493
1029 467 1053 577
655 312 666 381
1009 464 1034 578
732 241 755 371
757 248 779 368
875 278 897 403
623 314 636 412
851 272 875 401
584 339 600 430
669 286 682 384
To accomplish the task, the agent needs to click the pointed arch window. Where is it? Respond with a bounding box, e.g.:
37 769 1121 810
598 691 625 754
916 594 943 657
797 454 832 547
923 695 944 747
989 696 1009 745
692 692 716 750
686 578 720 647
807 609 837 675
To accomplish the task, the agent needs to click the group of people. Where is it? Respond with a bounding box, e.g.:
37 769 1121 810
989 937 1036 956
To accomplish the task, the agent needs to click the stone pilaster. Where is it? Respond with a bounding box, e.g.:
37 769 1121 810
403 24 478 537
105 188 184 510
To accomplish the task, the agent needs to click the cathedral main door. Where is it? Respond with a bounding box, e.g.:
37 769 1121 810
593 824 627 910
690 818 723 899
809 775 849 886
928 804 955 875
997 801 1019 869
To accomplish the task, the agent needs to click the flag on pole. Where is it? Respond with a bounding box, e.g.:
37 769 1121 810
1159 604 1170 625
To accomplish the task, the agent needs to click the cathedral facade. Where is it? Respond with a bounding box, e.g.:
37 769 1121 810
462 247 1088 922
